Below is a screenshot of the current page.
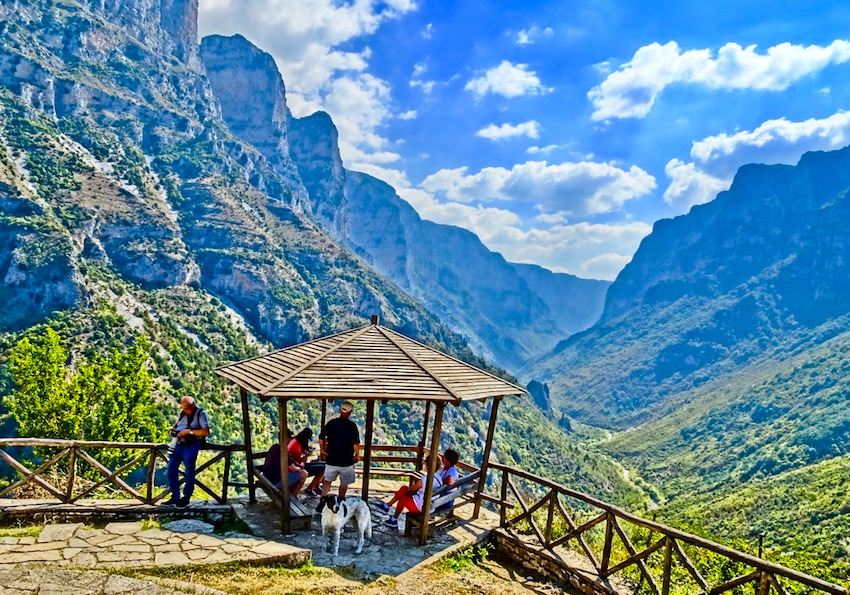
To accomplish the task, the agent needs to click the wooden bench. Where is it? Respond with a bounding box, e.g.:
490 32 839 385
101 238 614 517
253 462 312 531
404 470 480 537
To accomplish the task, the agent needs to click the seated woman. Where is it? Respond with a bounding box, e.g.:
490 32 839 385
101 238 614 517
288 427 325 498
377 456 443 528
261 431 309 498
436 448 460 511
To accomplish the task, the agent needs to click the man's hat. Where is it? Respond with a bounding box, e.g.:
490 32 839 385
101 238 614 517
340 401 354 413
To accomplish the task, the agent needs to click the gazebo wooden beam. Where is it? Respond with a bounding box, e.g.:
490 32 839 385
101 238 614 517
419 401 445 545
240 387 257 504
361 400 376 502
473 395 502 519
417 401 431 469
279 398 290 534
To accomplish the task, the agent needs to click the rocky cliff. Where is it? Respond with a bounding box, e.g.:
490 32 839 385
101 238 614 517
528 144 850 427
199 34 309 214
0 0 454 344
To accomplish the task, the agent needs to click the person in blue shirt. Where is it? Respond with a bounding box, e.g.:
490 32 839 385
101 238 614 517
164 396 210 508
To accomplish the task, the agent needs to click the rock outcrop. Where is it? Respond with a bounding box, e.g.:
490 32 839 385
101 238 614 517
199 34 309 213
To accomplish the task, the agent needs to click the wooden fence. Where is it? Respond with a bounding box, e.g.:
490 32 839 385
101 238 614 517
486 462 849 595
0 438 242 505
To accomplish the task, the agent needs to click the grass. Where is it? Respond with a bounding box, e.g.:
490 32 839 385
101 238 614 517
435 544 491 572
118 561 351 595
0 525 43 538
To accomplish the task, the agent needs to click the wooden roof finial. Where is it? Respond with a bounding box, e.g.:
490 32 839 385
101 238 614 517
371 314 380 325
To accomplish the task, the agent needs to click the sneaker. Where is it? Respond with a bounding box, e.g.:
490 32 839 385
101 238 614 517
384 516 398 527
161 497 181 506
375 501 390 513
305 488 321 498
175 498 189 509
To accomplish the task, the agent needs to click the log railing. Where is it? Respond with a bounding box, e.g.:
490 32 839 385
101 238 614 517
487 462 848 595
0 438 243 505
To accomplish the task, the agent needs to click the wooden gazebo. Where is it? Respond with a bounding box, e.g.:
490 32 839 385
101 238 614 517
214 315 525 544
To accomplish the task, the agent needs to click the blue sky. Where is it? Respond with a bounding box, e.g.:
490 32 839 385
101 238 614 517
199 0 850 280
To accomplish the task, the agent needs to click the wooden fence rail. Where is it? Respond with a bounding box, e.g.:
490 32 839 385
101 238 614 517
487 462 849 595
0 438 243 505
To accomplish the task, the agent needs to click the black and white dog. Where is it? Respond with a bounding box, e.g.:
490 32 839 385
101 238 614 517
316 494 372 556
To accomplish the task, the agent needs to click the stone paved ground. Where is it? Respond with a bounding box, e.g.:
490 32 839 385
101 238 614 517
0 483 500 593
233 484 498 579
0 568 218 595
0 520 309 570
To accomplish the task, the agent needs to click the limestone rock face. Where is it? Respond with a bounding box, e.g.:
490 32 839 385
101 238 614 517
288 111 348 239
79 0 200 67
0 223 81 332
199 34 309 213
603 146 850 324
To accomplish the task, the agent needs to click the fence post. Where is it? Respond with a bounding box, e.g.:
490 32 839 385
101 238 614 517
146 447 156 503
600 512 614 575
545 491 555 547
500 468 508 526
221 449 232 503
662 536 673 595
64 447 76 503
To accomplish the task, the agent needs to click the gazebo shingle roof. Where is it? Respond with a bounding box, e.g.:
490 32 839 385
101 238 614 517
214 321 525 403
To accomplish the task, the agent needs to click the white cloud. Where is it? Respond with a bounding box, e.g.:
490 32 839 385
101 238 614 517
198 0 417 165
476 121 540 140
465 61 551 99
579 253 633 279
526 144 562 154
690 111 850 177
344 159 651 280
516 26 553 45
320 73 398 161
420 160 656 216
663 111 850 209
410 79 436 94
663 159 730 209
400 185 650 279
589 39 850 120
397 109 417 120
422 23 433 39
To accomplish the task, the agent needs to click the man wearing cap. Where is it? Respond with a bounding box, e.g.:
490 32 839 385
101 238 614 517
317 401 360 501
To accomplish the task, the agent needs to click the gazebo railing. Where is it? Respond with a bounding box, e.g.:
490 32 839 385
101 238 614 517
486 462 848 595
0 438 243 505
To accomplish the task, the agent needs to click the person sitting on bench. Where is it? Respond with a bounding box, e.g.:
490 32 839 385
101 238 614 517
436 448 460 511
288 427 325 498
377 456 443 528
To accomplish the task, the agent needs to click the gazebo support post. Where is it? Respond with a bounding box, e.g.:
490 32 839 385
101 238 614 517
279 398 291 534
320 399 327 433
362 399 376 501
419 401 445 545
473 396 502 519
417 401 431 469
240 387 257 504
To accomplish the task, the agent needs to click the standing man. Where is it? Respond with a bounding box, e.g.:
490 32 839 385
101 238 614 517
164 396 210 508
317 401 360 503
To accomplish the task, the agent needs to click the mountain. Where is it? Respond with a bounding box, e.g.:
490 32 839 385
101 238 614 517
0 0 642 508
522 145 850 577
527 147 850 427
194 34 609 371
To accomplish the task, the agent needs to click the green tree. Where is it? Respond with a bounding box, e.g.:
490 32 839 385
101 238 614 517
5 328 85 440
4 329 160 467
